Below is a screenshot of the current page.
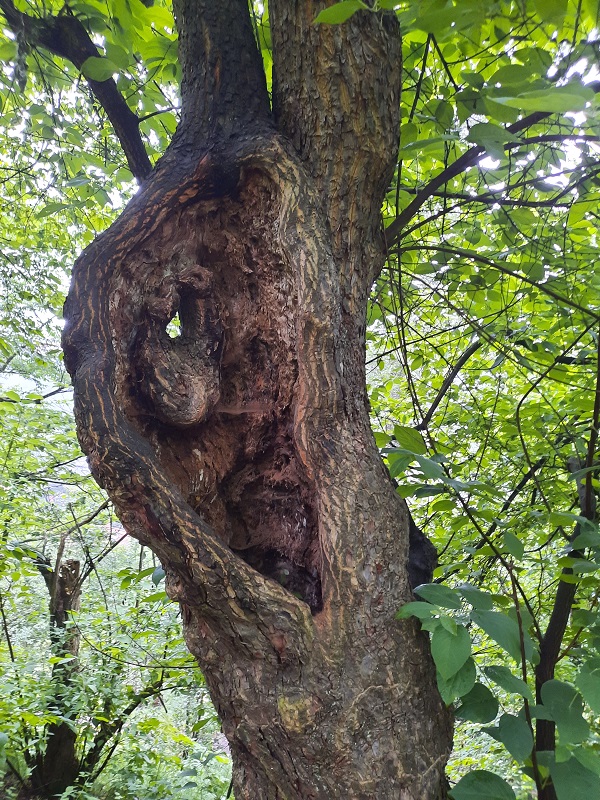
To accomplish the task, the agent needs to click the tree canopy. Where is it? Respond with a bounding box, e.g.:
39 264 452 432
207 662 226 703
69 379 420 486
0 1 599 799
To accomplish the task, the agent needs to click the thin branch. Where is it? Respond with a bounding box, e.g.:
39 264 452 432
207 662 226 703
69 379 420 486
385 111 552 245
416 339 482 430
401 243 598 320
408 35 432 122
385 85 600 246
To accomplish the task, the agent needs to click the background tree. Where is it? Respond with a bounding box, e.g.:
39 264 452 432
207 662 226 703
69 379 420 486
0 1 599 799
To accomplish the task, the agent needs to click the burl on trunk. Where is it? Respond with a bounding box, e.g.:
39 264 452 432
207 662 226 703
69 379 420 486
63 2 452 797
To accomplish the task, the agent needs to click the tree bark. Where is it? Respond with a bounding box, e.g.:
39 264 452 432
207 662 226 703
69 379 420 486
63 2 453 797
29 558 82 798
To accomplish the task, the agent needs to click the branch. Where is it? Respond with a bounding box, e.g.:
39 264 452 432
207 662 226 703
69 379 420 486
401 243 598 320
0 0 152 181
81 675 167 779
534 328 600 750
385 85 600 247
416 339 482 430
171 0 271 149
385 111 551 245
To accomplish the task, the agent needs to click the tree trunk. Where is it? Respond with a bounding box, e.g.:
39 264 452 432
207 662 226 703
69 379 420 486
31 558 82 797
62 2 453 797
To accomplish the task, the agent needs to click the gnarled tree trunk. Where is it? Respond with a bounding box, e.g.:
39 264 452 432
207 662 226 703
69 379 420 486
63 2 452 797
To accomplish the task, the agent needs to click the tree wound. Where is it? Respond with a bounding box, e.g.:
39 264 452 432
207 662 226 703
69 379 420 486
108 174 322 612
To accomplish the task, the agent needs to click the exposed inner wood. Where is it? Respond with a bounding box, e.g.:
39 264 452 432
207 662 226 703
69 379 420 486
109 172 322 611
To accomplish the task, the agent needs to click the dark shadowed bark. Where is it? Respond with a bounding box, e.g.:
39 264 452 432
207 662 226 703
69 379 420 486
63 2 453 797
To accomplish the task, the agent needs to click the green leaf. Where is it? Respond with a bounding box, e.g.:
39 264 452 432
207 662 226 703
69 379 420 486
491 65 536 85
104 42 130 71
458 584 494 611
533 0 567 21
483 713 533 762
141 590 170 604
80 56 119 82
450 770 515 800
503 532 525 560
540 681 589 744
575 658 600 713
437 657 477 704
471 610 523 662
550 757 600 800
396 601 436 620
431 624 471 679
37 202 69 218
493 84 594 113
314 1 364 24
455 682 499 723
394 425 427 455
414 583 462 609
151 566 166 586
484 665 534 704
467 122 521 159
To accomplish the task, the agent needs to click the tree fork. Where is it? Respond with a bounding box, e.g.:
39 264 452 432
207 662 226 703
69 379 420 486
63 2 452 797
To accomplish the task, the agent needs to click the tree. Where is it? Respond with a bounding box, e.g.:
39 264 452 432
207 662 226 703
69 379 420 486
1 0 600 798
60 1 452 797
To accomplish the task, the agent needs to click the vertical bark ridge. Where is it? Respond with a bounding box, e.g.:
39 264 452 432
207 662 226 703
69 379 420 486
270 3 401 286
171 0 272 150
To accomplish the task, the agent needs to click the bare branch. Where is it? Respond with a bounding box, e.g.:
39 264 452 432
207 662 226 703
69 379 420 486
416 339 482 430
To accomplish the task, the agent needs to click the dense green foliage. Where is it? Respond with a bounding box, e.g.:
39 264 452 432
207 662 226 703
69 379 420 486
0 0 599 798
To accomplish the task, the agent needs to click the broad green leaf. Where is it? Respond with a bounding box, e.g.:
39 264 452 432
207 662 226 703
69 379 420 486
455 682 499 723
80 56 120 82
314 1 364 24
503 532 525 560
533 0 567 21
550 757 600 800
414 583 462 609
394 425 427 455
141 590 170 604
493 85 594 113
152 566 166 585
437 657 477 704
575 659 600 713
37 202 70 218
573 747 600 776
484 665 534 704
471 610 523 662
491 65 536 85
540 681 589 744
431 624 471 679
439 615 457 634
458 584 494 611
467 122 521 159
483 713 533 762
396 601 437 620
450 770 515 800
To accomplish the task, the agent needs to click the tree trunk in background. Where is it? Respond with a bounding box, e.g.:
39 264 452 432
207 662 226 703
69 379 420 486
63 2 453 797
27 558 81 798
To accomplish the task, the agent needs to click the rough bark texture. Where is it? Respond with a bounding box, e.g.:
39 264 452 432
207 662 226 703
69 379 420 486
63 2 452 797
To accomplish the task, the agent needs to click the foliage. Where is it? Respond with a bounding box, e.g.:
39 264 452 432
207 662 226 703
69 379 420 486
0 0 600 797
0 389 230 798
363 1 600 797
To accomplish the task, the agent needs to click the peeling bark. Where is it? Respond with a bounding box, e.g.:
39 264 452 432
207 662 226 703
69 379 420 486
63 2 452 797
